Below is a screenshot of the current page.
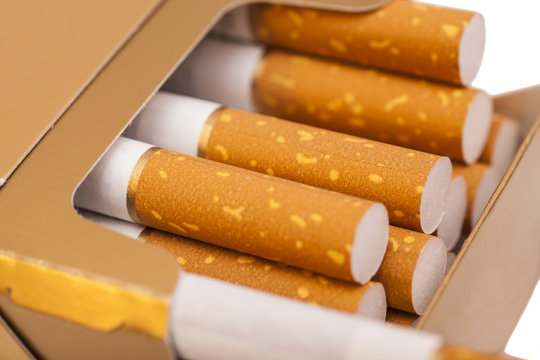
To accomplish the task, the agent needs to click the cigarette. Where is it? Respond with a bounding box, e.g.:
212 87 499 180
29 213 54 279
453 163 503 228
372 226 447 315
165 37 493 164
126 91 453 233
446 252 457 274
385 308 419 328
480 114 521 170
212 2 485 86
74 137 389 283
435 176 467 250
80 209 387 319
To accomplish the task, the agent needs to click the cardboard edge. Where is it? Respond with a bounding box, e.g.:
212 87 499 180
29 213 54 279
0 312 36 360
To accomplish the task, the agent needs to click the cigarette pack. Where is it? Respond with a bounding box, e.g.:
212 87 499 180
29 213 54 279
1 0 539 359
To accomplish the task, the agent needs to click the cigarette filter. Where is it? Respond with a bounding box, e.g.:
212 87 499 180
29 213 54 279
435 176 467 250
214 2 485 85
453 163 503 228
75 137 389 283
385 308 419 328
480 114 521 170
373 226 447 315
165 38 493 164
80 209 387 319
127 91 453 233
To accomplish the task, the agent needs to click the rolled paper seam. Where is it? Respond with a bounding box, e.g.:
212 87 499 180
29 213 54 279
373 226 447 315
253 49 493 164
170 273 444 360
480 114 521 170
80 209 386 319
453 163 503 228
435 176 467 250
128 92 452 233
246 2 485 85
446 252 457 274
75 137 389 283
385 308 419 328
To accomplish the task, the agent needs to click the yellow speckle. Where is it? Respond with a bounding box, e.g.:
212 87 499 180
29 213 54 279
295 153 317 165
329 38 347 52
352 201 362 207
452 90 464 98
250 159 257 167
151 210 162 220
213 196 219 202
214 145 229 161
446 131 455 138
268 186 274 193
169 222 187 234
390 47 401 55
431 53 438 62
219 113 232 122
393 210 405 217
329 170 340 181
177 256 186 265
352 103 363 115
377 163 385 167
286 9 304 26
405 247 412 252
441 24 460 38
269 74 295 89
297 287 310 299
326 99 343 111
349 118 365 127
407 152 416 157
263 265 271 271
270 132 276 137
326 249 345 265
396 117 406 126
159 170 167 179
404 236 416 244
416 213 421 219
269 198 281 209
389 237 399 252
344 92 355 104
276 136 286 143
256 120 266 126
377 10 386 18
297 130 314 141
289 30 300 40
216 171 230 177
416 185 424 194
290 214 307 228
369 39 391 49
368 174 383 184
384 94 409 112
177 156 186 161
344 137 365 143
414 128 422 135
412 17 421 26
323 154 331 160
417 112 427 121
154 150 161 155
363 143 375 148
414 3 428 11
237 256 256 264
295 240 304 249
183 222 200 231
310 213 323 222
317 276 329 285
259 231 266 238
438 91 450 107
204 256 215 264
345 243 352 253
267 168 275 176
223 206 244 221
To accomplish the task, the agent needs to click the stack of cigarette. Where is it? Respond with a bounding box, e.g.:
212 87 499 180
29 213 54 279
74 1 522 358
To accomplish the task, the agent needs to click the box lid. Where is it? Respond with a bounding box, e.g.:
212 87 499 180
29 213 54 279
0 0 163 186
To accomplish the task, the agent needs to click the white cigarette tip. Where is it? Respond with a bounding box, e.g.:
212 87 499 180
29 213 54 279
420 157 453 234
462 90 493 165
356 282 387 321
436 176 468 251
471 167 502 227
459 13 486 86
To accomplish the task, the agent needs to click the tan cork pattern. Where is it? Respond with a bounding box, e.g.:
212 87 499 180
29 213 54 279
142 228 379 314
250 1 475 84
480 113 504 164
385 308 418 328
434 346 517 360
373 226 435 314
253 50 481 162
131 149 379 282
453 163 490 223
203 107 441 231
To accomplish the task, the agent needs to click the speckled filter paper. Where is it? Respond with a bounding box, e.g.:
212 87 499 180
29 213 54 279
141 228 380 315
201 107 442 231
373 226 436 314
386 308 418 328
253 50 481 162
129 149 377 282
452 162 490 223
250 2 477 85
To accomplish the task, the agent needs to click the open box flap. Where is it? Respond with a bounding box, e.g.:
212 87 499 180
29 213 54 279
0 0 163 187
